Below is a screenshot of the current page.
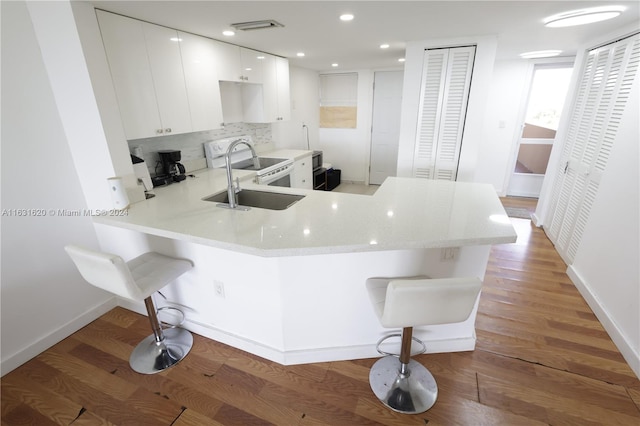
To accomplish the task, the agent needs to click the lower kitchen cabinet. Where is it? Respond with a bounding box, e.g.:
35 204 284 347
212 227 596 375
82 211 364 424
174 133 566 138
291 156 313 189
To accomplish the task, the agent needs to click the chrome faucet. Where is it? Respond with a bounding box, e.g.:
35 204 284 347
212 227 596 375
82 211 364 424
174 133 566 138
224 139 260 209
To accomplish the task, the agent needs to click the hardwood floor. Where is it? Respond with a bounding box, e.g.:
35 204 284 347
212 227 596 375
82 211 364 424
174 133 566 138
3 198 639 425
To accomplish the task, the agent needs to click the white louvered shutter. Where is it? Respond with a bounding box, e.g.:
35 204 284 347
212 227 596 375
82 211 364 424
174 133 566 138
547 33 640 263
413 46 475 181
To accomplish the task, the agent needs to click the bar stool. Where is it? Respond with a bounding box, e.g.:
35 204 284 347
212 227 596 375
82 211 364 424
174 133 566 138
65 245 194 374
366 276 482 414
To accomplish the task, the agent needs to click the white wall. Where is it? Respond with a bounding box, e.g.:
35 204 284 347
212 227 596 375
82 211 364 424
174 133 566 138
397 35 498 182
0 0 114 375
475 59 531 193
272 66 320 151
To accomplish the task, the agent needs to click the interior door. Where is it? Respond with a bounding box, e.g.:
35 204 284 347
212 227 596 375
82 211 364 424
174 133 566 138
507 63 573 198
547 33 640 264
369 71 403 185
413 46 475 181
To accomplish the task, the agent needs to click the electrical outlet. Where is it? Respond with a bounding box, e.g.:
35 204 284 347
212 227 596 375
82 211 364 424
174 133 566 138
214 280 225 298
441 247 459 261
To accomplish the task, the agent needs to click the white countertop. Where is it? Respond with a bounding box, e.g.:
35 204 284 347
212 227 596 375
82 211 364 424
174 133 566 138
96 166 517 257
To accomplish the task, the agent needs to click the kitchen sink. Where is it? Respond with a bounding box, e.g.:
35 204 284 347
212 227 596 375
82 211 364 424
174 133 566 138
203 189 305 211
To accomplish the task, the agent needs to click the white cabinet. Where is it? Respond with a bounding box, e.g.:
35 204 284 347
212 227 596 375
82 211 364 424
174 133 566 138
261 55 291 122
216 43 264 83
243 54 291 123
143 23 192 136
97 11 191 139
240 47 264 83
98 10 290 133
178 32 224 131
291 155 313 189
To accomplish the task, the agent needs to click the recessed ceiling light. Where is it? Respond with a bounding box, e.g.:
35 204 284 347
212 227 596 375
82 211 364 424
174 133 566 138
398 58 406 62
296 52 305 57
222 30 235 36
519 50 562 59
544 6 625 27
380 43 390 49
340 14 354 21
331 63 339 67
169 37 182 42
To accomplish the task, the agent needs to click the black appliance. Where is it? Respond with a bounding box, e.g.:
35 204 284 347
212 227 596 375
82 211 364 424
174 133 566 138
311 151 326 190
312 151 323 170
152 150 186 187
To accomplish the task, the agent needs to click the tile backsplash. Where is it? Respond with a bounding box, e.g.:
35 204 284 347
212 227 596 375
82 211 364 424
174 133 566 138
128 123 272 176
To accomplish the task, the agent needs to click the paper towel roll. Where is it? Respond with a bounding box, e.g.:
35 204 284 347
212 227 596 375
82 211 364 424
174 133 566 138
107 177 129 210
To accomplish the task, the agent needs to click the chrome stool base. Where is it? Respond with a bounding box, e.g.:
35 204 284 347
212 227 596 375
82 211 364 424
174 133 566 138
369 355 438 414
129 327 193 374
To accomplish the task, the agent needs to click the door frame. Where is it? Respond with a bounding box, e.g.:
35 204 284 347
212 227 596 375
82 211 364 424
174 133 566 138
504 57 575 199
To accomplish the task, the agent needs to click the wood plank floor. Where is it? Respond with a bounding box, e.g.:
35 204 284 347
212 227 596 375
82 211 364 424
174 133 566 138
3 197 639 425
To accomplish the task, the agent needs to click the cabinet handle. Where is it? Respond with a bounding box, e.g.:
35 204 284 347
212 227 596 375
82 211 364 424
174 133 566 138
165 128 172 133
156 129 164 134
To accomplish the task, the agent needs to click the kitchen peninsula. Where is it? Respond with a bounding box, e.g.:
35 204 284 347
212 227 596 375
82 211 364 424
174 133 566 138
93 168 517 365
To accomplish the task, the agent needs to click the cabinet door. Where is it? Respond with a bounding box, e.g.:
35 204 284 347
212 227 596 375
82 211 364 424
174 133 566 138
97 11 162 140
178 32 224 131
275 56 291 121
142 23 192 135
261 55 279 121
291 156 313 189
240 48 264 83
247 54 290 123
215 42 242 82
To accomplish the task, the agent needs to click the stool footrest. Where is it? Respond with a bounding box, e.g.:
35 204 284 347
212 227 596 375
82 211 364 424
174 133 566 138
375 333 426 358
157 305 186 329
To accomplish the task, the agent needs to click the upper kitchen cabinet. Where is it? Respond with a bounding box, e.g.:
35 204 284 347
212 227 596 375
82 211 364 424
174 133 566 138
178 32 224 131
243 54 291 122
97 11 191 140
216 42 263 83
262 55 291 122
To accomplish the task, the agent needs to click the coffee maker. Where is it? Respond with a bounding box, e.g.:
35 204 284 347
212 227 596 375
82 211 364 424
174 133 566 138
152 150 186 187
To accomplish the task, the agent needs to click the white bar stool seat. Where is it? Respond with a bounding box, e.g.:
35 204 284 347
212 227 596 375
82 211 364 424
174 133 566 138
65 245 194 374
366 276 482 414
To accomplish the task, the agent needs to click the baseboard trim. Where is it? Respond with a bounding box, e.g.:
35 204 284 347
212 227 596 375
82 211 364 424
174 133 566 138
567 265 640 379
1 297 117 377
118 299 476 366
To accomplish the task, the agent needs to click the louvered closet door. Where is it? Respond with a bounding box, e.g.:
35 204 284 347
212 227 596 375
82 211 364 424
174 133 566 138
547 33 640 264
413 46 476 180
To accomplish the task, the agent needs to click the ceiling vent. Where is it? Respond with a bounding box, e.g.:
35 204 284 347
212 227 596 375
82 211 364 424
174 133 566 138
231 20 284 31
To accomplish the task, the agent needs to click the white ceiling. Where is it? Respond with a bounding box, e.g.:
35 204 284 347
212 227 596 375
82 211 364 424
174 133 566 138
88 1 640 71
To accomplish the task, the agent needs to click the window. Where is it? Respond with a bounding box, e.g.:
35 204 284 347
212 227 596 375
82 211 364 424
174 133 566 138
319 73 357 128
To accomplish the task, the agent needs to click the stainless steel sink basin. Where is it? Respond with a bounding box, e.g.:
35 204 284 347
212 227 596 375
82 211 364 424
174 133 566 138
203 189 305 210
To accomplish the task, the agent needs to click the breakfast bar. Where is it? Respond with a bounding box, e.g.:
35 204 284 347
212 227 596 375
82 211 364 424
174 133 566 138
93 169 517 364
